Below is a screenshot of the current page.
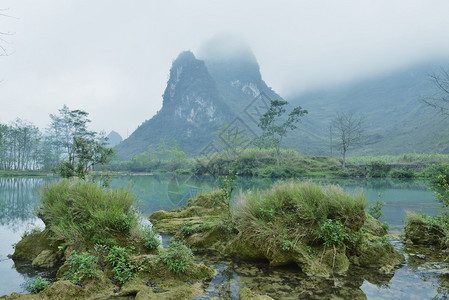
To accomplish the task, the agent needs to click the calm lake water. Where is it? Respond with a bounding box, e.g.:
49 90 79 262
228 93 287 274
0 175 445 298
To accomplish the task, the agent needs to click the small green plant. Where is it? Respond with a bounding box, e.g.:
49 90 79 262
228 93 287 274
282 240 294 251
26 276 50 293
160 242 194 274
65 251 103 284
368 194 385 220
143 226 160 250
181 222 212 237
430 168 449 209
319 219 350 247
259 207 275 222
105 246 137 285
217 161 239 221
181 222 196 236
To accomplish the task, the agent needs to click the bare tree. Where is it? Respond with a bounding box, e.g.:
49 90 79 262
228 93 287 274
0 8 14 57
422 69 449 116
331 112 364 170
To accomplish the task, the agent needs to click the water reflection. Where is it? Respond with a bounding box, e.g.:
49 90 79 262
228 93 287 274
0 175 446 298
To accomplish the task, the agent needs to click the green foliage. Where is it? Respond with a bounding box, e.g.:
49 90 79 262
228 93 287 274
38 179 138 244
181 222 196 236
390 168 415 178
26 276 50 293
65 251 103 284
282 240 294 251
218 161 238 201
367 161 390 178
217 161 239 222
125 139 188 173
56 136 114 180
234 180 367 250
429 165 449 209
258 206 275 222
143 226 161 250
319 219 351 247
253 100 308 166
347 154 449 165
181 222 212 237
368 194 385 220
160 242 194 274
105 246 137 285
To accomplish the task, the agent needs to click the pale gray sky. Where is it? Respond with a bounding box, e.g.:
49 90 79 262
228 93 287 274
1 0 449 138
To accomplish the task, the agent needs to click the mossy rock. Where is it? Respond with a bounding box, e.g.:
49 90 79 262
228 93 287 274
187 191 226 209
362 214 388 236
38 281 84 299
146 260 215 282
239 287 274 300
32 250 62 268
404 216 445 245
0 293 37 299
183 224 232 250
355 236 405 267
151 216 205 234
224 234 266 260
12 231 61 261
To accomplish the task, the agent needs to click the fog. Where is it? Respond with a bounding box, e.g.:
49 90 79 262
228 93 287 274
1 0 449 138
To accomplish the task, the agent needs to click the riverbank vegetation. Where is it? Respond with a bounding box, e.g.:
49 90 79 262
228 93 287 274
8 178 214 299
100 145 449 179
404 165 449 248
150 179 404 277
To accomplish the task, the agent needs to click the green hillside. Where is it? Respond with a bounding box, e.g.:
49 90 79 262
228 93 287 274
287 61 449 155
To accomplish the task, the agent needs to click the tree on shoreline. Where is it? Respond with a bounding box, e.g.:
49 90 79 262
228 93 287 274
253 100 308 166
331 112 365 170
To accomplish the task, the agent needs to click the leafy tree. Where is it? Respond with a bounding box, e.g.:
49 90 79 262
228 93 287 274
422 69 449 116
57 136 114 179
331 112 365 170
253 100 308 166
49 105 114 179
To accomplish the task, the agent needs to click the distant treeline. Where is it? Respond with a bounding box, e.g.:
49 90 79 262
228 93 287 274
0 105 108 172
100 139 449 179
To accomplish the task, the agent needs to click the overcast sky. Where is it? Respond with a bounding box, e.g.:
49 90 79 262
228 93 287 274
1 0 449 138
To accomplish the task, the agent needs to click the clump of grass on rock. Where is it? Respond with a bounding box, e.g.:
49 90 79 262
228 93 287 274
38 178 139 245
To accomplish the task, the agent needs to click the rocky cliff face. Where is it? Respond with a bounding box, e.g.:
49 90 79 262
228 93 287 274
115 40 286 161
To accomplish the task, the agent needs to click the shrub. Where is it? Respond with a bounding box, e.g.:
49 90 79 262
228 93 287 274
160 242 194 274
429 166 449 209
319 219 351 247
367 161 390 178
65 251 103 284
143 226 161 250
38 179 138 244
26 276 50 293
368 194 385 220
105 246 137 285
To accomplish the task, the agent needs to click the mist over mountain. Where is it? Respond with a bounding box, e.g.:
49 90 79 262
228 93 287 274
286 61 449 155
115 38 449 161
115 42 284 160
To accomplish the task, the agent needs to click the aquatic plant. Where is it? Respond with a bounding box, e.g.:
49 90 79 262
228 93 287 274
26 276 50 293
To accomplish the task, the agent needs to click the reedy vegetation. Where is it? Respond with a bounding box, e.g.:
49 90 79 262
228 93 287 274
233 181 367 250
